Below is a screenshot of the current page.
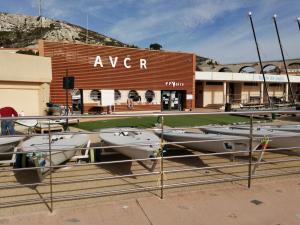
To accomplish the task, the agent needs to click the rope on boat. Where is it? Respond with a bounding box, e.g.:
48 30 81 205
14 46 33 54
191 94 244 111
252 136 269 175
155 140 167 157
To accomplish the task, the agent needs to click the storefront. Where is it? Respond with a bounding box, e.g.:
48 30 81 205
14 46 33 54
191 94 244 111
40 41 196 113
195 71 300 107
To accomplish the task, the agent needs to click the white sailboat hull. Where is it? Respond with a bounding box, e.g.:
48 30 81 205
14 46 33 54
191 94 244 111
232 124 300 133
16 134 89 174
0 137 24 153
200 125 300 149
157 130 260 156
99 128 160 159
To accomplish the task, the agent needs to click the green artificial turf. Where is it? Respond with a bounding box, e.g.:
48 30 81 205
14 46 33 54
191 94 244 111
73 114 251 131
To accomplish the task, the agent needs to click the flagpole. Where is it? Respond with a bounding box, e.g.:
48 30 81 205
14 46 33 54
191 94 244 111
39 0 43 35
38 0 41 17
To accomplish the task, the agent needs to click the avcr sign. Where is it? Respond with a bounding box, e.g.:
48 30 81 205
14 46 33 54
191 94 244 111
94 56 147 69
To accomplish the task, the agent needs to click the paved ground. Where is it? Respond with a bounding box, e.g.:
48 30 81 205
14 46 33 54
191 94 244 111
1 144 299 218
0 176 299 225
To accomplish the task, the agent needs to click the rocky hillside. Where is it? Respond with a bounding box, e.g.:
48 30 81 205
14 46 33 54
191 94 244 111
0 12 129 48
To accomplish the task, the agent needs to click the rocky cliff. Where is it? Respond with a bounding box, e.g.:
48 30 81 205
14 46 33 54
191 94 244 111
0 12 128 48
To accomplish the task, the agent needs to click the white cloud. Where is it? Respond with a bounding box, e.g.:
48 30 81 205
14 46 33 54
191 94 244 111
109 0 243 43
25 0 300 63
164 0 300 63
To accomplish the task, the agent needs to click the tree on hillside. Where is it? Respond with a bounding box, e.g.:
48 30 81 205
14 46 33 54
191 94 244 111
149 43 162 50
206 59 218 69
128 44 138 48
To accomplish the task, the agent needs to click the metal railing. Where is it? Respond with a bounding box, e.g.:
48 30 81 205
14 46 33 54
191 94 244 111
225 93 300 105
0 110 299 213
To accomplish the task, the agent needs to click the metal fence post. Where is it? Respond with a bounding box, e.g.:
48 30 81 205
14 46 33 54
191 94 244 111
48 120 53 212
248 114 253 188
160 115 164 199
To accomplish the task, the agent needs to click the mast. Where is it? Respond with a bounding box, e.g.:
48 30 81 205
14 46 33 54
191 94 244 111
248 12 271 107
297 17 300 31
65 69 69 130
273 14 295 105
86 15 89 43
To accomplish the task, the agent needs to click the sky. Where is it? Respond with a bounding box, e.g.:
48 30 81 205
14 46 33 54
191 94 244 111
0 0 299 64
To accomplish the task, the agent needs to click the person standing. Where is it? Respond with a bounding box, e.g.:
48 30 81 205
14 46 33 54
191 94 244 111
127 98 134 109
0 107 18 135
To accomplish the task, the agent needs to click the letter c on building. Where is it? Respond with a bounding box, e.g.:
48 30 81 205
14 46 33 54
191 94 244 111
124 58 131 69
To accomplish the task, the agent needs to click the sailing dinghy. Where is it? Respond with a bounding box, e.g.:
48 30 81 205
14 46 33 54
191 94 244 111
0 136 24 153
14 133 89 181
155 129 260 156
99 128 160 159
200 125 300 149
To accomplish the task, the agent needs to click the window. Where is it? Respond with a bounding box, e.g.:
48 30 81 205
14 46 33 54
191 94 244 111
239 66 256 73
206 82 223 86
114 90 121 101
244 82 258 86
145 90 155 103
71 89 81 100
263 65 280 74
269 83 282 87
128 90 141 102
90 90 101 101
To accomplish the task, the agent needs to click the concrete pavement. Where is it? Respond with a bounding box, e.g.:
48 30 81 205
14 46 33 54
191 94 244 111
1 176 299 225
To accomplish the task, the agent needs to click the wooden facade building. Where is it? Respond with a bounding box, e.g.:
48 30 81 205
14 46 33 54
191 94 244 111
39 41 196 113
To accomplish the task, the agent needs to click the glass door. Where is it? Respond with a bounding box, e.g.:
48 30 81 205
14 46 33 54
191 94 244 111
162 91 171 110
161 90 184 111
72 89 83 114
